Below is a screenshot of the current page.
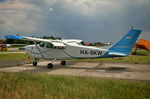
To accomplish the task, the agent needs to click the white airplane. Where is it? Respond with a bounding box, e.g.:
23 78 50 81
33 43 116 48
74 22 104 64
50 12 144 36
5 29 142 69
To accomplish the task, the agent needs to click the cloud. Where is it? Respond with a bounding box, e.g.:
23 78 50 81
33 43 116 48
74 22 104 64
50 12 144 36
0 0 5 2
0 0 150 42
0 0 42 34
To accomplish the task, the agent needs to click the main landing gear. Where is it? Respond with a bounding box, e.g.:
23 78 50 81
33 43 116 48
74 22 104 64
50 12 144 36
61 61 66 65
47 61 66 69
32 60 66 69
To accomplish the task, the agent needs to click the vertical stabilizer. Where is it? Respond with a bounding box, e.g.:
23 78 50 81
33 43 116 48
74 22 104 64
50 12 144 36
109 29 142 55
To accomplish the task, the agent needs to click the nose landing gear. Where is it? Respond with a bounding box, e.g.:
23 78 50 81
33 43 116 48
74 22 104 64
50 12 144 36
33 61 37 66
47 63 53 69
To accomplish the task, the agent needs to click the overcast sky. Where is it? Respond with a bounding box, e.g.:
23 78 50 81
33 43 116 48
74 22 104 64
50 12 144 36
0 0 150 42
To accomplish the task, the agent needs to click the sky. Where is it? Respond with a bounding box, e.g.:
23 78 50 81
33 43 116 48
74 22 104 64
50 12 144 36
0 0 150 42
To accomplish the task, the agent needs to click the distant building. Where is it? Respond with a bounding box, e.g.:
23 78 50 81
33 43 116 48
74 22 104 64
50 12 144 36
85 42 91 46
0 40 4 47
94 42 110 47
0 40 4 43
106 43 112 46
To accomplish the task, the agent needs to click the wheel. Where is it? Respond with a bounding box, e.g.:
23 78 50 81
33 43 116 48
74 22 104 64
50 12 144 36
61 61 66 65
33 62 37 66
47 63 53 69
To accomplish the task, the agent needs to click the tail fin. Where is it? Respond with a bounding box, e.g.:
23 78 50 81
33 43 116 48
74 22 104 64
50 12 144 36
109 29 142 55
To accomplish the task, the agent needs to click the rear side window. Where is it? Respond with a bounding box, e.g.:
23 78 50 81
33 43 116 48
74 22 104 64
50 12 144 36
46 43 54 48
39 42 45 47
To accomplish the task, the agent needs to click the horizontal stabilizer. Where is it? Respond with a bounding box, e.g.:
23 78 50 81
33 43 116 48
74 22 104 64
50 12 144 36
108 52 127 56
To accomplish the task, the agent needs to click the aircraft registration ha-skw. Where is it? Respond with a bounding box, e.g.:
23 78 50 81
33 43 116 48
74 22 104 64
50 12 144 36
5 29 142 69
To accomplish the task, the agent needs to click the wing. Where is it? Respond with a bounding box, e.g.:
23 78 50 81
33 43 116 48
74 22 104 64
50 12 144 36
4 35 66 47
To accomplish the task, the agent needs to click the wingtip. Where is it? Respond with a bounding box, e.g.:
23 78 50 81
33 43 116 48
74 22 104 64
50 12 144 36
4 35 24 39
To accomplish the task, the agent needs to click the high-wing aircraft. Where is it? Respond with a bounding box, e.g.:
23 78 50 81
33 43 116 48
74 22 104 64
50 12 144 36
5 29 142 69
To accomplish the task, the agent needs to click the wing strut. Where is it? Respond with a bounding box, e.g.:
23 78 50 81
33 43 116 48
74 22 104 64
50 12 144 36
34 41 44 59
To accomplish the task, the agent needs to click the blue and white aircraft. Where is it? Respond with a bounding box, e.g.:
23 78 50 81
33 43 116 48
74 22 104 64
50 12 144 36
5 29 142 69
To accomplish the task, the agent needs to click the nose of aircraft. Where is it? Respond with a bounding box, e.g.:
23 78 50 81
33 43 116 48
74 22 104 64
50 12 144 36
24 45 33 51
24 45 30 50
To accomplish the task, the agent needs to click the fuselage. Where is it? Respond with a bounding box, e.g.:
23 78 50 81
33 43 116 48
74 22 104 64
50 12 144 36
4 29 142 61
24 42 108 60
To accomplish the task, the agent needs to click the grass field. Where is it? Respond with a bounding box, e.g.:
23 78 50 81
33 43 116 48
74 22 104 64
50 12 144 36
75 55 150 64
0 53 27 60
136 50 150 55
0 51 149 99
0 73 149 99
74 50 150 64
0 51 150 64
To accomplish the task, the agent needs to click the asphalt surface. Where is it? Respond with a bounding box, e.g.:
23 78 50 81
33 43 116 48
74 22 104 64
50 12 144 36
0 60 150 81
0 60 28 68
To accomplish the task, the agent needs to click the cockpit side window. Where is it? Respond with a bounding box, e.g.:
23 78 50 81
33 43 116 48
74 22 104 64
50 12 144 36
46 43 55 48
39 42 65 49
39 42 45 47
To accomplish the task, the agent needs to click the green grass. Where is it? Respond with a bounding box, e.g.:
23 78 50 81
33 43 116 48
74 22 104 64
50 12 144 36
0 52 150 64
74 50 150 64
135 50 150 55
0 50 24 52
74 55 150 64
0 53 27 60
0 73 149 99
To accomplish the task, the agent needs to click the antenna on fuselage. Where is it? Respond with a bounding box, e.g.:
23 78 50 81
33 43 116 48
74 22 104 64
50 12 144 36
131 26 134 30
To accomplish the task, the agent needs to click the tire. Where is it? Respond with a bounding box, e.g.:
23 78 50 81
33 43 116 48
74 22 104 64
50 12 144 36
47 63 53 69
33 62 37 66
61 61 66 65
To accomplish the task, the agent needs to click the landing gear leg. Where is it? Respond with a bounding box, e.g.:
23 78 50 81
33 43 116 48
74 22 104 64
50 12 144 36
61 61 66 66
32 58 38 66
47 59 56 69
33 61 37 66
